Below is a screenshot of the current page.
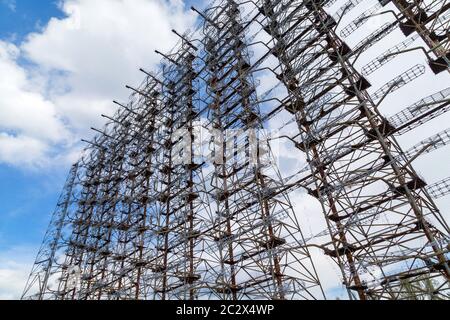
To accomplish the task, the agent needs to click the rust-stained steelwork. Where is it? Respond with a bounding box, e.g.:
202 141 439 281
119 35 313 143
23 0 450 300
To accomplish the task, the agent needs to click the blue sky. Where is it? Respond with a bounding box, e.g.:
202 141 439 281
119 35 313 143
0 1 67 249
0 166 67 249
0 0 65 43
0 0 71 298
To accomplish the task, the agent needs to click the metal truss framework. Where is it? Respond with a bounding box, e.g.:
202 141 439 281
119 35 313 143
23 0 450 300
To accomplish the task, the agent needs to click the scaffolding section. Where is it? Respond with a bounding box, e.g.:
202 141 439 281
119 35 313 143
23 0 450 300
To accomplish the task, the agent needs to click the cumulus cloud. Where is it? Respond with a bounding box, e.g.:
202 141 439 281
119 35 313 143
0 134 50 168
0 246 36 300
0 0 196 169
0 41 72 168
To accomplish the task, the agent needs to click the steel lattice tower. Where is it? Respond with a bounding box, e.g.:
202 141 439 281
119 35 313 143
23 0 450 300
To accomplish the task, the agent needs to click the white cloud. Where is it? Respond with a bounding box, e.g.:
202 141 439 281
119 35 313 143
0 267 26 299
0 41 72 169
22 0 196 132
1 0 16 12
0 0 196 169
0 246 36 300
0 133 50 168
0 42 70 142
